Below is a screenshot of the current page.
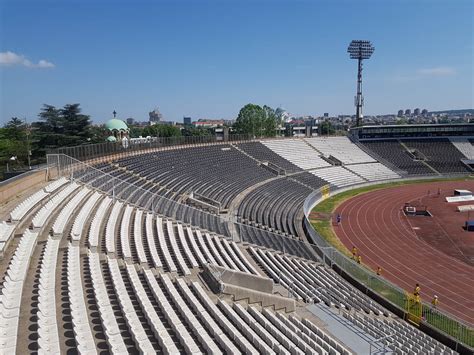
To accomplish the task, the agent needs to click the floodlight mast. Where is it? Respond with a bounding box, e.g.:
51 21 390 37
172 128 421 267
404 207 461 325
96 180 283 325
347 40 374 127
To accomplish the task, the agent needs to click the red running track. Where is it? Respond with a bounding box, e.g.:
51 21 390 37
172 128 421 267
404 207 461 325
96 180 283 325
334 181 474 325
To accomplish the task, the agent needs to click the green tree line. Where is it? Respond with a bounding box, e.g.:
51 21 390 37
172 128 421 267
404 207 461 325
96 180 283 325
0 103 215 175
1 102 298 177
1 104 100 172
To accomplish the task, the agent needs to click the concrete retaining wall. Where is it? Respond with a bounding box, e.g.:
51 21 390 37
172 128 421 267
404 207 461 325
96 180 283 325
0 169 47 204
202 264 295 312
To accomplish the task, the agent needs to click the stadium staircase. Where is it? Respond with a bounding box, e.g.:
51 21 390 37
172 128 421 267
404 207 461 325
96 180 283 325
399 141 441 175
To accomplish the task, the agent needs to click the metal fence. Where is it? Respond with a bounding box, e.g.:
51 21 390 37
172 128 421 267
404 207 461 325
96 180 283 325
49 133 357 163
51 134 258 162
325 240 474 348
303 181 474 349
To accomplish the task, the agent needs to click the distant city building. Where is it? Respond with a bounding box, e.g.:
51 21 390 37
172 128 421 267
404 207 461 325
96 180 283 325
405 109 411 115
414 108 420 116
323 113 329 118
126 117 135 125
288 119 306 126
183 116 192 125
149 107 163 125
158 121 176 126
193 119 224 128
397 110 404 117
422 109 428 115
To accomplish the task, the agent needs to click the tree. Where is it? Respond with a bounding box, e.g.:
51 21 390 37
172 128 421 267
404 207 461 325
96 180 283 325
319 120 335 135
234 104 265 137
262 105 278 137
275 107 286 125
0 118 29 171
34 103 92 154
129 125 145 138
142 124 181 138
234 104 279 137
181 126 212 137
60 104 92 145
34 104 60 147
88 125 108 143
4 117 26 140
0 136 20 172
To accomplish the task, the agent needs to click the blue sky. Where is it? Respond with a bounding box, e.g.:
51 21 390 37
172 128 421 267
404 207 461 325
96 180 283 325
1 0 472 124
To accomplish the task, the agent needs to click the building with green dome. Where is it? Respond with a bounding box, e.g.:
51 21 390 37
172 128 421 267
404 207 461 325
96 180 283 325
105 118 129 141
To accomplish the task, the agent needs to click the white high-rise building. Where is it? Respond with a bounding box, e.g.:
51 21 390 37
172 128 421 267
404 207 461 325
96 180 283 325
149 107 163 125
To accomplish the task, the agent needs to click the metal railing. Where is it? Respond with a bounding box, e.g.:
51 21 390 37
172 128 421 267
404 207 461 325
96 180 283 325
47 153 233 238
46 150 473 350
46 153 321 261
303 179 474 349
50 134 362 163
50 134 260 162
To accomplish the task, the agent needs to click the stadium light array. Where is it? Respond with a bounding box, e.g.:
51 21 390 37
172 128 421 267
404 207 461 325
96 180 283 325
347 40 375 127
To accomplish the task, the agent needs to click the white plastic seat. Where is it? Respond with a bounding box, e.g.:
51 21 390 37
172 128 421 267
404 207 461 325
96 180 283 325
88 197 112 249
32 182 80 228
145 213 162 268
156 218 177 272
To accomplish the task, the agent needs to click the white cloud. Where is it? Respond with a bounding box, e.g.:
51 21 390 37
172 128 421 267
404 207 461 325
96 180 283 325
417 67 456 76
0 51 55 69
0 51 24 65
390 66 457 82
391 75 418 83
34 59 55 68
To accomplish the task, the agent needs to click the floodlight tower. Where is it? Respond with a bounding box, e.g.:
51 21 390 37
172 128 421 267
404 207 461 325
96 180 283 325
347 40 375 127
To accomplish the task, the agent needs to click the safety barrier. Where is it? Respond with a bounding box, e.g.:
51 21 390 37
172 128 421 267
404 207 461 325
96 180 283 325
52 134 259 162
303 179 474 351
47 153 233 239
